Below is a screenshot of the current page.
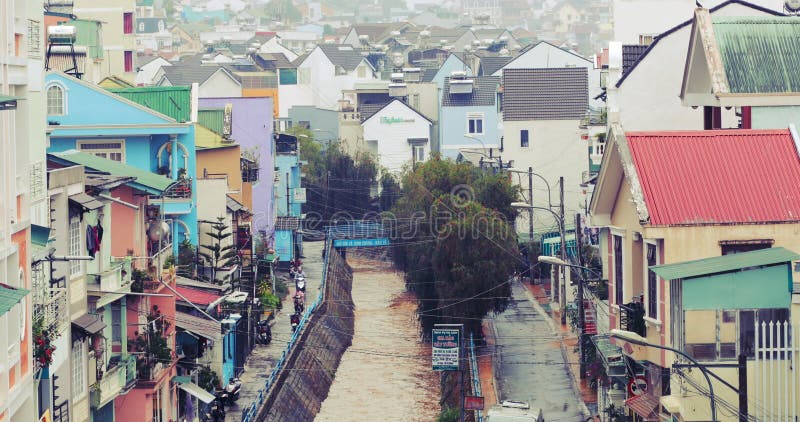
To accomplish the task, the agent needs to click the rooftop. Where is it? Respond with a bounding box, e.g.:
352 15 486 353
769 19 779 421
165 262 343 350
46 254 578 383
49 150 173 194
651 247 800 280
106 86 192 123
502 68 588 121
442 76 500 107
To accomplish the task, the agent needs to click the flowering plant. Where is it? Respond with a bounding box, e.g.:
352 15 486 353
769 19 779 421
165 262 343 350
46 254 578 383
33 318 56 368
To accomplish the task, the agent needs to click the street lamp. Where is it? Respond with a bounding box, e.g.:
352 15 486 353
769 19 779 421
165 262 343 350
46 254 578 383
610 329 718 422
510 202 567 323
507 167 553 210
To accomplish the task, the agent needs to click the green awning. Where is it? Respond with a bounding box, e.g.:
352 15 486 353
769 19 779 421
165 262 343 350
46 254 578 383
31 224 51 247
0 95 18 110
50 150 173 194
0 284 29 316
651 247 800 280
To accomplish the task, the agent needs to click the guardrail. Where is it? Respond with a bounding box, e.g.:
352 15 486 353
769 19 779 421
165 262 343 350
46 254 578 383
240 234 333 422
469 332 483 422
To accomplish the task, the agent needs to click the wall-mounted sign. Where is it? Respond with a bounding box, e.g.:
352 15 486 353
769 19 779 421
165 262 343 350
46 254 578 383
333 238 390 248
380 116 415 124
293 187 307 203
432 325 461 371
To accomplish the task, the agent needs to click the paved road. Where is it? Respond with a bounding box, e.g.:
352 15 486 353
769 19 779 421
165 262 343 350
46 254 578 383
492 282 585 421
226 241 325 421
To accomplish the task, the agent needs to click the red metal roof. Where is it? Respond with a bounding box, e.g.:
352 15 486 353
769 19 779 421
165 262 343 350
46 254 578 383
626 129 800 225
174 286 222 306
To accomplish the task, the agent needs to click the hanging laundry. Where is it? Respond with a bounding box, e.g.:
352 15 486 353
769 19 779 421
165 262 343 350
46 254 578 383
86 225 96 258
92 225 100 254
96 222 104 245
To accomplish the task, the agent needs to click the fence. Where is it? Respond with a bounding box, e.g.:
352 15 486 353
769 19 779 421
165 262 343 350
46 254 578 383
753 320 798 422
469 332 483 422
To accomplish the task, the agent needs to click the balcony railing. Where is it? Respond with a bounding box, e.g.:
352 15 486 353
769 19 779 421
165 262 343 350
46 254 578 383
90 355 135 409
619 302 646 337
87 262 126 292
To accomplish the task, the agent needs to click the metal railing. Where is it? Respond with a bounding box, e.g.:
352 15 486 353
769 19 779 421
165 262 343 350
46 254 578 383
469 332 483 422
240 233 333 422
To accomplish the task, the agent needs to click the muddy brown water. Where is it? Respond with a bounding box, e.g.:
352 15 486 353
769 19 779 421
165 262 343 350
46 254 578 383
315 258 440 422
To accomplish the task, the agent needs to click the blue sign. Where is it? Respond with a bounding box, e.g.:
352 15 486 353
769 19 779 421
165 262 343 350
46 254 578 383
333 238 390 248
432 327 461 371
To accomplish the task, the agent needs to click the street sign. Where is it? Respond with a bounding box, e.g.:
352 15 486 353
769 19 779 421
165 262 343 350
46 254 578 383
332 238 390 248
627 376 648 396
293 187 307 203
464 396 484 410
432 326 461 371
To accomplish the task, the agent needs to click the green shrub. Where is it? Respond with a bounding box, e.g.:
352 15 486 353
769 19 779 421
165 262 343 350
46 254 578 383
261 292 282 310
274 277 288 296
438 407 459 422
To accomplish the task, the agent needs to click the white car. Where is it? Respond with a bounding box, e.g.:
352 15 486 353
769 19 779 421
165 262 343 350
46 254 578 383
485 401 545 422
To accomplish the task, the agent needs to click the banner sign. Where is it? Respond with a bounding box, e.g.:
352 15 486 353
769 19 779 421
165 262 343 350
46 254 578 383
464 396 485 410
332 238 390 248
432 326 460 371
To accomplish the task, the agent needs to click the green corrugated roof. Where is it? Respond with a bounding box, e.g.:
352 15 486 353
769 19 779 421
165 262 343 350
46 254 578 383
51 150 173 193
650 247 800 280
0 284 29 316
107 86 192 122
196 124 235 149
713 16 800 94
198 109 224 135
31 224 51 247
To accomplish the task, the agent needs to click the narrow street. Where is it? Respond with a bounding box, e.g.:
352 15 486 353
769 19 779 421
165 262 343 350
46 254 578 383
491 282 586 421
226 241 325 421
315 255 440 422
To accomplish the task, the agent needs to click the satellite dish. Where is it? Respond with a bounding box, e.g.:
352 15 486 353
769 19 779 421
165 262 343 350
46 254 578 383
147 221 170 242
786 0 800 12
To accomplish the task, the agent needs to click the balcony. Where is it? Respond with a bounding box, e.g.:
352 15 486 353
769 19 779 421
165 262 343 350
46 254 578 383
90 355 136 409
619 302 646 337
135 333 177 386
149 179 193 214
130 244 174 293
87 261 127 293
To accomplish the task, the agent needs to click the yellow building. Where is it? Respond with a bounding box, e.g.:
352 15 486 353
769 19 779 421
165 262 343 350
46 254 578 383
589 124 800 421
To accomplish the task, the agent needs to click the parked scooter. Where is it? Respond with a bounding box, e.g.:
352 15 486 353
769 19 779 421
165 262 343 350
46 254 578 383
224 377 242 404
294 294 305 314
295 275 306 293
203 397 225 422
257 320 272 344
290 313 301 332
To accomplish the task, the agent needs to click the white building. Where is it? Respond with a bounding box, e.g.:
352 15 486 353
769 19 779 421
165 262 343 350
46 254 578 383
362 99 433 175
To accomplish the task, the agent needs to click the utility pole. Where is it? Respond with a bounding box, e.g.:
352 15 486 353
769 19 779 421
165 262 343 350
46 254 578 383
575 212 586 378
527 167 534 284
559 177 567 325
738 354 748 422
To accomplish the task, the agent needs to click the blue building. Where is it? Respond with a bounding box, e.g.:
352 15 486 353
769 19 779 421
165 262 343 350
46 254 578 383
439 75 501 159
274 134 303 263
45 72 198 250
425 53 472 93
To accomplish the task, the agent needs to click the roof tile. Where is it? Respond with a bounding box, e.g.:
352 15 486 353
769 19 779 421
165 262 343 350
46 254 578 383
502 68 587 120
442 76 499 107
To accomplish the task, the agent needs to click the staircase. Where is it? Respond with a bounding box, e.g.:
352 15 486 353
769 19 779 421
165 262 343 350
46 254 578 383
582 299 597 335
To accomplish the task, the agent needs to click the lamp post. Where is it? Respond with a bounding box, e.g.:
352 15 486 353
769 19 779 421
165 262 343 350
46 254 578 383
510 202 567 323
610 329 718 422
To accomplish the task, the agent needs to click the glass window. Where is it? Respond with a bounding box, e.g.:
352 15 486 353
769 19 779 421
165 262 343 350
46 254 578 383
520 129 529 148
646 243 658 319
613 235 623 305
77 140 125 162
111 302 122 343
467 113 484 135
124 50 133 72
413 145 425 162
47 85 64 115
298 68 310 85
72 340 85 398
123 12 133 34
685 308 789 361
279 68 297 85
69 216 82 276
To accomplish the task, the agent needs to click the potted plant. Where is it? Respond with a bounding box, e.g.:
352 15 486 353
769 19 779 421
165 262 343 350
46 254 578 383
33 318 56 369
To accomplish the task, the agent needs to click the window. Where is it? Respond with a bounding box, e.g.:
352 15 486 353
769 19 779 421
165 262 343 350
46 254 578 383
47 84 65 115
639 34 655 46
410 94 420 110
613 235 623 305
646 243 658 319
467 113 484 135
69 216 82 276
720 240 772 255
413 145 425 162
279 68 297 85
684 308 789 361
27 19 41 58
124 50 133 72
77 140 125 162
520 129 529 148
357 65 367 78
72 340 85 398
111 303 122 343
123 13 133 34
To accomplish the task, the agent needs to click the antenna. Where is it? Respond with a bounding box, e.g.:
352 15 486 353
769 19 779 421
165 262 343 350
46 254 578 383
786 0 800 13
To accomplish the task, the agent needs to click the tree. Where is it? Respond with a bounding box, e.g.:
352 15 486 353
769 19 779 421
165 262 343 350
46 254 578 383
379 173 401 212
323 24 334 36
265 0 301 23
389 158 520 334
198 217 239 285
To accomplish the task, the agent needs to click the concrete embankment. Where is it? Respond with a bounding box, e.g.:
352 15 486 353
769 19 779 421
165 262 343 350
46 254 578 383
255 247 354 421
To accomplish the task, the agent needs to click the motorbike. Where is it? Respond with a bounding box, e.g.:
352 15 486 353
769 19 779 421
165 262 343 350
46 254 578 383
295 276 306 293
203 398 225 422
213 390 229 410
224 377 242 404
290 313 301 332
257 320 272 344
294 295 304 314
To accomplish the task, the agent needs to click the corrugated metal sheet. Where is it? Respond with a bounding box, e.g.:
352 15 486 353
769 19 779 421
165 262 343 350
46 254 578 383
51 150 173 193
627 129 800 225
650 247 800 280
713 16 800 94
107 86 191 122
198 108 224 135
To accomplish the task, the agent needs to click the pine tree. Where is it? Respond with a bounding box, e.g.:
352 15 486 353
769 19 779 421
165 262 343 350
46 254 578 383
198 217 239 286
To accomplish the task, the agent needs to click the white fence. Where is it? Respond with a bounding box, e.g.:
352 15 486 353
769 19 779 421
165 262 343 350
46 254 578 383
754 320 796 422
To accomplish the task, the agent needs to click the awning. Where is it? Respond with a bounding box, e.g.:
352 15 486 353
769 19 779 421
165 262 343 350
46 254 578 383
173 377 216 404
31 224 52 247
590 334 625 376
625 394 660 421
0 284 29 316
72 313 106 335
0 95 18 110
175 311 221 340
69 192 104 211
